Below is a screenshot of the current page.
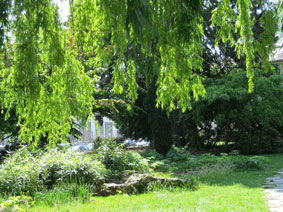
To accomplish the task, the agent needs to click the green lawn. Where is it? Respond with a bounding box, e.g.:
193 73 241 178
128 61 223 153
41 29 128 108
31 185 266 212
29 154 283 212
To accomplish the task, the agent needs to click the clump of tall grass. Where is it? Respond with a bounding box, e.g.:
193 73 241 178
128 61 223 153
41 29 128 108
193 160 235 182
34 183 94 206
0 147 107 196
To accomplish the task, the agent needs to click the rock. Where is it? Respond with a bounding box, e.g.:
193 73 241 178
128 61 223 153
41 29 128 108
94 173 194 196
120 170 139 182
125 174 155 184
94 183 127 196
124 174 156 193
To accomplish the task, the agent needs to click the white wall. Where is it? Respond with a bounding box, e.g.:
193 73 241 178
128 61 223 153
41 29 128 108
72 117 121 144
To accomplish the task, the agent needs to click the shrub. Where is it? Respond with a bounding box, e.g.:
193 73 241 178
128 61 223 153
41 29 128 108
182 70 283 154
231 155 268 170
38 149 107 188
93 137 150 174
0 148 107 195
141 150 164 161
140 150 164 170
166 146 191 162
0 148 42 195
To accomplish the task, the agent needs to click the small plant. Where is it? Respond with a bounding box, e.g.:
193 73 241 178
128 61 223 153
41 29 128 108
0 195 34 211
166 146 191 162
93 137 150 175
232 155 268 170
230 150 240 156
141 150 164 161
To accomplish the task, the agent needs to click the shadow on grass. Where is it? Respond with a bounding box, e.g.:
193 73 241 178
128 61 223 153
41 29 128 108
157 154 283 189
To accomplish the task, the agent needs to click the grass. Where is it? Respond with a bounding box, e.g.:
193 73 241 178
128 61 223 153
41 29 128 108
26 153 283 212
30 184 268 212
30 187 265 212
33 183 93 206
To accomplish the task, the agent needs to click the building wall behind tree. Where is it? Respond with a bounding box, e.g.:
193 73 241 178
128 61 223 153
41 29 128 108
71 117 121 144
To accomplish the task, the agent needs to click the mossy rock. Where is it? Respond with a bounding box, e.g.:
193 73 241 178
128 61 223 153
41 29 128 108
94 173 195 196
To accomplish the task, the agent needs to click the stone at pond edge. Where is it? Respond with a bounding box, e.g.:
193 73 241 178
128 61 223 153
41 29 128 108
94 173 194 196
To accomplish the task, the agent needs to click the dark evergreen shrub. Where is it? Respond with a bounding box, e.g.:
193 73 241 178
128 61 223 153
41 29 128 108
182 70 283 154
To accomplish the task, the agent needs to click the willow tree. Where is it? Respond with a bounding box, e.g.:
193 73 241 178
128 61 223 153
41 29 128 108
0 0 94 145
0 0 282 146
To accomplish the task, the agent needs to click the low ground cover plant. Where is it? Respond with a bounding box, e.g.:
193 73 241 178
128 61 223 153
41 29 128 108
142 146 269 174
0 195 34 211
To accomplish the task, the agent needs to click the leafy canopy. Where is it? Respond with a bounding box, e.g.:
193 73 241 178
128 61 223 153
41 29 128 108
0 0 281 145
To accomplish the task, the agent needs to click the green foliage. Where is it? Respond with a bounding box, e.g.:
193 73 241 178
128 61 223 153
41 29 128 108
0 0 281 148
140 150 165 170
0 195 34 211
0 148 106 195
0 0 94 145
202 0 279 78
144 147 269 174
70 0 279 113
72 0 206 112
38 149 106 188
182 70 283 154
231 155 269 170
16 154 283 212
92 137 150 175
108 0 280 155
141 150 164 161
0 0 11 47
0 107 19 141
144 82 172 155
33 183 93 206
194 154 269 182
111 80 173 155
211 0 279 91
166 146 191 162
